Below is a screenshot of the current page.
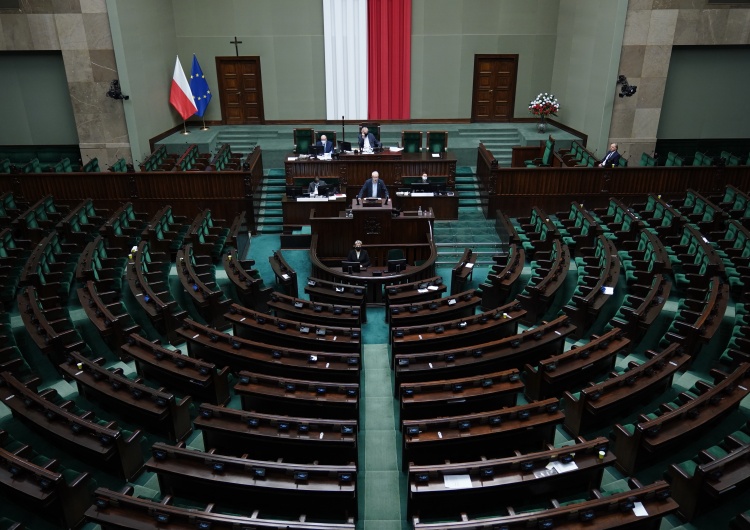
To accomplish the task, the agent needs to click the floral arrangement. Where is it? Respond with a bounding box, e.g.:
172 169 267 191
528 92 560 118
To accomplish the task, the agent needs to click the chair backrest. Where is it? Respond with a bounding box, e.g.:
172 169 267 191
427 131 448 153
387 248 405 262
401 131 423 153
542 144 553 165
618 157 628 167
82 158 100 172
293 128 315 155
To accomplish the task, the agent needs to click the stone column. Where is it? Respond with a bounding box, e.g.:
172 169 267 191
1 0 132 166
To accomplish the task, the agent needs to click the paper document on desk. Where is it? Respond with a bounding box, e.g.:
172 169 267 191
443 474 472 489
465 263 474 269
427 285 439 291
547 460 578 473
389 147 404 152
417 288 428 293
287 157 298 161
282 274 290 280
431 153 440 158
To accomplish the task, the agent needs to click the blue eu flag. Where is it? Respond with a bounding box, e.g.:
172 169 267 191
190 54 212 117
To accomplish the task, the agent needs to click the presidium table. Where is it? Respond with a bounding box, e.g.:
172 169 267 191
284 150 457 187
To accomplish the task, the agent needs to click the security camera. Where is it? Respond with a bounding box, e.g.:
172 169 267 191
106 80 129 101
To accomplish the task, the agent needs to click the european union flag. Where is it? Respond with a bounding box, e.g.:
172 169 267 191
190 54 212 117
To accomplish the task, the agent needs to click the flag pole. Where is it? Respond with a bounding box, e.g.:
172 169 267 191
181 120 190 135
201 117 209 131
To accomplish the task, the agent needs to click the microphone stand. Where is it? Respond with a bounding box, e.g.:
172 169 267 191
341 115 345 143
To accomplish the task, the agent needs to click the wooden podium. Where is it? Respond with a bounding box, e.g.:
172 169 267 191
309 199 434 260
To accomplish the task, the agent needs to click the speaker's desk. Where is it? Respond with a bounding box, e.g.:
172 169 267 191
284 151 457 187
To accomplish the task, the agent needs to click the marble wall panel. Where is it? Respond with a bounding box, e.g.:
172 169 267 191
80 0 106 13
623 9 651 45
634 77 666 109
28 14 59 49
618 45 646 78
0 14 33 49
641 44 671 77
632 107 661 139
89 49 118 82
83 12 111 49
55 13 86 49
697 9 729 45
723 9 750 44
62 49 93 82
646 9 678 45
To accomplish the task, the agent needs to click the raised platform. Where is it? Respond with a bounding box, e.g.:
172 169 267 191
156 122 581 170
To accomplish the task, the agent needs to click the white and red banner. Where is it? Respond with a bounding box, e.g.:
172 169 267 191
170 56 197 120
323 0 411 121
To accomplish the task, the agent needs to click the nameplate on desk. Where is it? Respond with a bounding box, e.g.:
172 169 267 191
296 197 331 202
411 192 435 197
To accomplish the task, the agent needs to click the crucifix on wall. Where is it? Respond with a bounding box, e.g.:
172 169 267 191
230 36 243 56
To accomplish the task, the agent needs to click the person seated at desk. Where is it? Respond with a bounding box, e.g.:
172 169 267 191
357 171 389 200
358 127 380 153
308 176 327 195
420 173 430 183
316 135 334 154
347 240 371 268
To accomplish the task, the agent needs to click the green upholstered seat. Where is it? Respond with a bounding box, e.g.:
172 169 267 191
293 128 315 155
401 130 423 153
426 131 448 154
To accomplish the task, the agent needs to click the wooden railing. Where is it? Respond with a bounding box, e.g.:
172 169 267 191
474 155 750 218
0 146 263 234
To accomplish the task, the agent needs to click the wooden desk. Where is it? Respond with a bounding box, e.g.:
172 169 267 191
147 443 357 520
282 195 348 225
391 192 459 220
563 343 689 436
0 372 144 480
87 487 356 530
310 234 437 305
195 403 358 465
269 250 298 297
177 319 360 383
408 436 614 519
227 304 361 354
402 398 564 466
310 199 434 256
59 350 192 442
400 368 522 420
122 333 231 406
411 478 677 529
285 151 457 187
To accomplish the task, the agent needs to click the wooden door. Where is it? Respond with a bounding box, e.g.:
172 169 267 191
216 57 265 124
471 55 518 122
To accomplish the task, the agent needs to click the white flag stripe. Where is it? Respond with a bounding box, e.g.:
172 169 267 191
323 0 368 121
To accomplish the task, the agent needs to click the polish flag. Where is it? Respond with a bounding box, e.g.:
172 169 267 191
170 56 197 120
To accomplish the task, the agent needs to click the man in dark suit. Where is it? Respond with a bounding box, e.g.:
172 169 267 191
347 240 370 268
357 171 389 200
598 143 621 167
358 127 380 152
308 176 327 194
316 134 333 154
